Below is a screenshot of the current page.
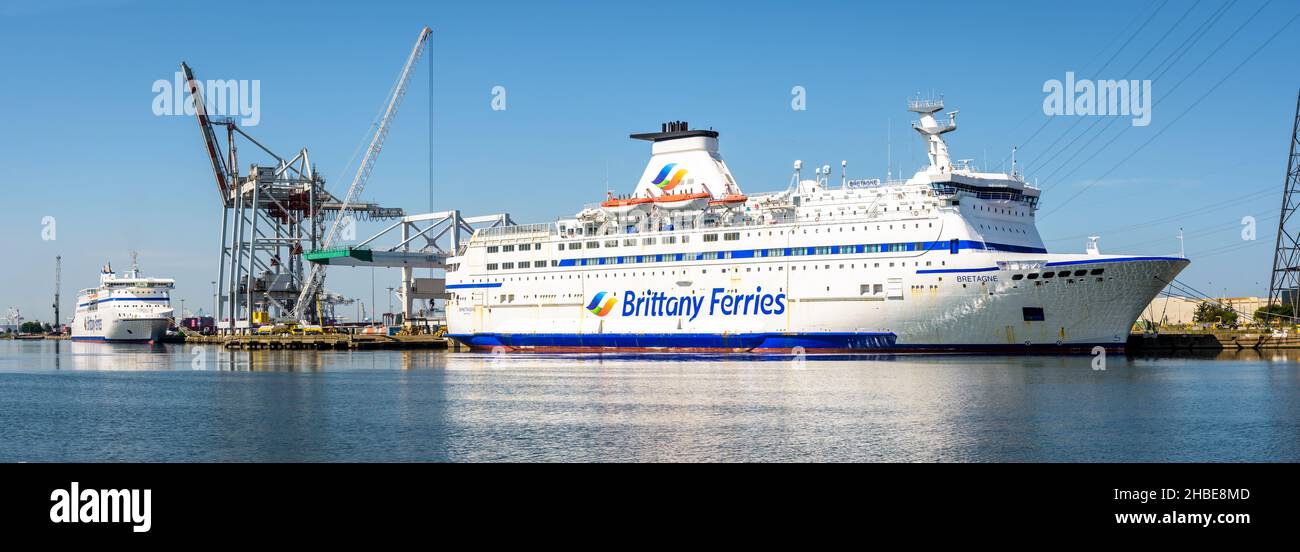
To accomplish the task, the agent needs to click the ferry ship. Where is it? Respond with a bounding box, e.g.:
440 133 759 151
71 259 175 343
444 99 1188 353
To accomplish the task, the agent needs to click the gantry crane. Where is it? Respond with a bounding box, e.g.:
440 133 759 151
293 26 432 321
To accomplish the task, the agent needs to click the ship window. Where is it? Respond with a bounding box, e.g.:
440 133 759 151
1022 307 1045 321
486 246 499 253
1074 270 1087 276
501 245 515 252
486 263 499 271
605 240 618 248
556 243 565 251
703 234 719 242
1012 274 1024 280
586 241 599 249
1090 268 1104 275
624 239 636 246
502 262 514 269
1026 273 1039 280
642 237 656 245
1042 272 1055 278
519 244 532 251
664 236 677 244
723 232 739 241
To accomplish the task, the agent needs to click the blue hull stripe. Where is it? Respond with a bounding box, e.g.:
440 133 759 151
76 297 169 307
1044 256 1187 267
449 332 897 350
553 240 1047 268
446 282 503 289
449 333 1122 353
915 266 999 274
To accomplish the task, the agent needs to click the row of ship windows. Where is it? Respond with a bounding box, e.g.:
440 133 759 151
485 224 940 253
484 242 951 271
1011 269 1104 280
467 260 950 283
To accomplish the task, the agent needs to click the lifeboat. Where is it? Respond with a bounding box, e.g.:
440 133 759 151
708 193 748 207
600 194 653 215
652 191 711 211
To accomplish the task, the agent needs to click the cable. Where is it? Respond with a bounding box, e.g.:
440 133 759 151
1026 0 1193 174
1034 0 1239 185
1041 3 1297 218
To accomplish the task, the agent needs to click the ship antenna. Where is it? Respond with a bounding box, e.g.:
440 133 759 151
1011 146 1018 177
130 250 139 278
887 118 892 181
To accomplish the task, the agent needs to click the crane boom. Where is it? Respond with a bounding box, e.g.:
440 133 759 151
294 27 432 320
181 62 232 205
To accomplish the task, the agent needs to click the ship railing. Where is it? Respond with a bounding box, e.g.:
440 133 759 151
997 260 1047 271
908 98 944 111
476 223 555 239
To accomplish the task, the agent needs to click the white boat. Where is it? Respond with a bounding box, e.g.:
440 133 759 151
71 259 174 343
444 105 1188 353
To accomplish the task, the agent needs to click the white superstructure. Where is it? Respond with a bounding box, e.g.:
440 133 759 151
444 100 1188 353
71 259 174 343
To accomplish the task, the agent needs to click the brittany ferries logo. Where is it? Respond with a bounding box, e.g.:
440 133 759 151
586 291 617 316
586 288 787 321
651 163 687 191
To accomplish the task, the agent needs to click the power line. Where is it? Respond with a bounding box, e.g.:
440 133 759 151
1026 0 1193 174
1042 3 1297 218
998 1 1171 169
1043 186 1277 242
1033 0 1239 185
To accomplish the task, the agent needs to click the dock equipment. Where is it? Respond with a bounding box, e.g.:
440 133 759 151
304 210 514 326
183 31 428 332
293 27 433 322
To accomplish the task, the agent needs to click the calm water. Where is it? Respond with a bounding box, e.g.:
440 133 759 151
1 339 1297 462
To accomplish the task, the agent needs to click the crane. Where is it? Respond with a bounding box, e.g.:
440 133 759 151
293 27 431 321
53 256 61 334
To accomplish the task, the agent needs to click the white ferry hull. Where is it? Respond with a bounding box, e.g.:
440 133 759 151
447 256 1188 353
443 111 1191 355
71 317 170 343
71 262 174 343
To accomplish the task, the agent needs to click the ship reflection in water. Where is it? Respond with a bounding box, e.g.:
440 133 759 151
1 339 1297 462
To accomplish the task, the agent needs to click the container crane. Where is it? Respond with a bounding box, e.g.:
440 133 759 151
53 256 61 334
293 26 432 321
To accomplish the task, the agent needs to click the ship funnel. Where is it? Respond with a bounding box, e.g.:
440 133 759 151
626 122 740 200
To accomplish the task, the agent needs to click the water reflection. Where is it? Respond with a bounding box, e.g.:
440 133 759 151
1 340 1297 461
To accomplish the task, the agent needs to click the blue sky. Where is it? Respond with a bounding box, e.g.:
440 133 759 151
2 0 1298 322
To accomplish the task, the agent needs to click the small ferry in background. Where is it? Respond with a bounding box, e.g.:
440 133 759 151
71 255 174 343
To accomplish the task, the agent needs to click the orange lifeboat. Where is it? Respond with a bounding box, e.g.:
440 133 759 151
600 193 653 214
709 193 748 207
652 191 711 210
